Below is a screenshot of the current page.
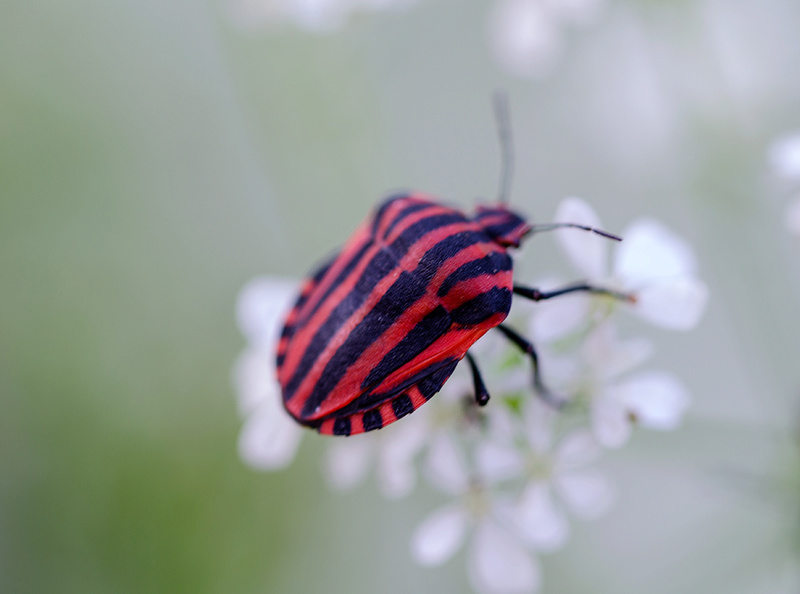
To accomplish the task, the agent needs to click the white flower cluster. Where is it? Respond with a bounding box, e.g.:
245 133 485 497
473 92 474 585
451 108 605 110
233 196 708 593
489 0 606 79
768 131 800 234
227 0 605 78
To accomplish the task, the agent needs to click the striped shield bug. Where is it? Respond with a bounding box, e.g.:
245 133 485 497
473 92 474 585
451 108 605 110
277 95 626 436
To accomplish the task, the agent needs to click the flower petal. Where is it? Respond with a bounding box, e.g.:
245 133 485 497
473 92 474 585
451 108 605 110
237 403 303 470
591 392 632 449
615 371 691 431
475 441 526 485
553 430 601 470
555 469 615 519
529 289 591 343
513 482 570 552
554 196 610 278
411 504 469 567
614 218 697 283
768 131 800 179
236 277 298 348
489 0 562 79
631 277 709 330
378 456 417 500
324 434 373 491
232 347 281 416
523 398 557 453
582 322 654 381
485 405 518 447
468 519 541 593
377 418 429 499
425 433 469 495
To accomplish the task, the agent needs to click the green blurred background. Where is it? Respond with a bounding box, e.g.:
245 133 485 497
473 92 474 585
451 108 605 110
2 0 800 592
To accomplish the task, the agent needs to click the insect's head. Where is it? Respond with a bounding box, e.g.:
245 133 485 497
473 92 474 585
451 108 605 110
473 204 531 248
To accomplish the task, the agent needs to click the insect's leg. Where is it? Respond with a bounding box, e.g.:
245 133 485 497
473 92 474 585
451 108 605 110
465 352 490 406
495 324 564 408
513 283 634 303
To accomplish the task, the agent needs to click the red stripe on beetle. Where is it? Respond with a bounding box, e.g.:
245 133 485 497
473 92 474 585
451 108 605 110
278 199 454 385
282 219 492 416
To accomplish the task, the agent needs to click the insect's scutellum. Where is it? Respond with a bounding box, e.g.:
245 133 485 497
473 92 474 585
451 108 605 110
276 97 626 436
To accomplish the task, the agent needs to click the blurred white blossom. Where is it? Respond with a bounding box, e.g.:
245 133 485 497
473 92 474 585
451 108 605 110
592 368 691 448
769 132 800 180
563 322 691 448
234 277 304 470
552 196 709 331
768 131 800 234
467 518 542 594
489 0 606 78
411 435 543 594
478 400 615 551
413 500 542 594
228 0 605 79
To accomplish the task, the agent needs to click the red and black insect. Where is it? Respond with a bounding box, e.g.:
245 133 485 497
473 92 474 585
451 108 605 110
277 96 623 436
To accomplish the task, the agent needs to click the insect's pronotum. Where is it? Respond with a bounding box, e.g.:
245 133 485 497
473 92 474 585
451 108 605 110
277 95 627 435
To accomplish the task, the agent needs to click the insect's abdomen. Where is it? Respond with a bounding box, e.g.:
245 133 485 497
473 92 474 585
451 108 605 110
277 194 515 431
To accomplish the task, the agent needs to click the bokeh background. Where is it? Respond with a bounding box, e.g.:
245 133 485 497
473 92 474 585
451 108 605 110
2 0 800 592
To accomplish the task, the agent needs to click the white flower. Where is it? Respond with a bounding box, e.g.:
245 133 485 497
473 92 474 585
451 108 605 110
578 322 690 448
512 461 614 553
236 277 298 352
233 277 304 470
476 399 615 552
489 0 606 79
468 518 541 594
413 502 541 594
551 196 709 331
324 432 374 490
412 436 542 594
592 369 691 448
768 131 800 180
412 502 471 566
324 409 429 498
768 131 800 234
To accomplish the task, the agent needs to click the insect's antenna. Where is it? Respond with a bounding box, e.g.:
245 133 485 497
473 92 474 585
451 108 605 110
530 222 623 242
493 91 514 205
